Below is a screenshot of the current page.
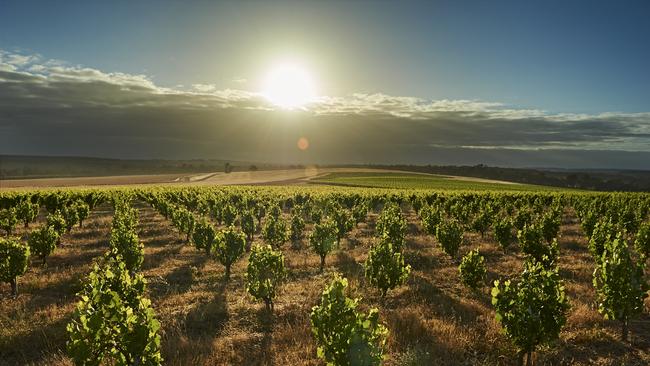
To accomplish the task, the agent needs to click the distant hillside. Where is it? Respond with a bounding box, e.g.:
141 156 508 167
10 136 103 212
2 156 648 191
364 165 650 191
0 155 278 179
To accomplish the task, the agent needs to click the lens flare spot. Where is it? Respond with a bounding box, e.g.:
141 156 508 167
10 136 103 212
297 137 309 151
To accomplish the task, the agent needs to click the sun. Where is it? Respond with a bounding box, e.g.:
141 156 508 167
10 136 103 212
262 62 316 109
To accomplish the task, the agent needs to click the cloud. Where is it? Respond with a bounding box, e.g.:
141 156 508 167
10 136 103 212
0 50 649 169
192 83 216 92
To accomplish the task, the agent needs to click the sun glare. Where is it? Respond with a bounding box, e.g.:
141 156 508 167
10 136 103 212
262 62 316 109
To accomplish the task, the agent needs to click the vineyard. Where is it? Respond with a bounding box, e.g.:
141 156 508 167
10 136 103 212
0 185 649 365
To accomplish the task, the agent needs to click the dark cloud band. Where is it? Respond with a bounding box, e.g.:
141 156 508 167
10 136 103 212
1 50 648 169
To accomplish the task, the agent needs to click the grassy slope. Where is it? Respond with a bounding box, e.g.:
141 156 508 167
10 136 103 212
312 172 569 191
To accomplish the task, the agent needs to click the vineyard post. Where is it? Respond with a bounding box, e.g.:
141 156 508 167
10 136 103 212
10 277 17 297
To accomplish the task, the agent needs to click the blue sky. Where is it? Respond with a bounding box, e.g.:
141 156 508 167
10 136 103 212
1 1 649 168
2 0 649 114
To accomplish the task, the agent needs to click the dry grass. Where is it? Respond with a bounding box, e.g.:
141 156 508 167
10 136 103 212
1 203 649 366
0 204 114 365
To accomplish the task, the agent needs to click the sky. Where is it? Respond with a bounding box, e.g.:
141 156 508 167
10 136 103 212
1 0 649 169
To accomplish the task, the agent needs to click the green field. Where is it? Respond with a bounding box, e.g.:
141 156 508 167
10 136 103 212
312 171 565 191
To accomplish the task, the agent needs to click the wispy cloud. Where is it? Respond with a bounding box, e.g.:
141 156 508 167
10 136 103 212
1 50 648 168
192 83 216 92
